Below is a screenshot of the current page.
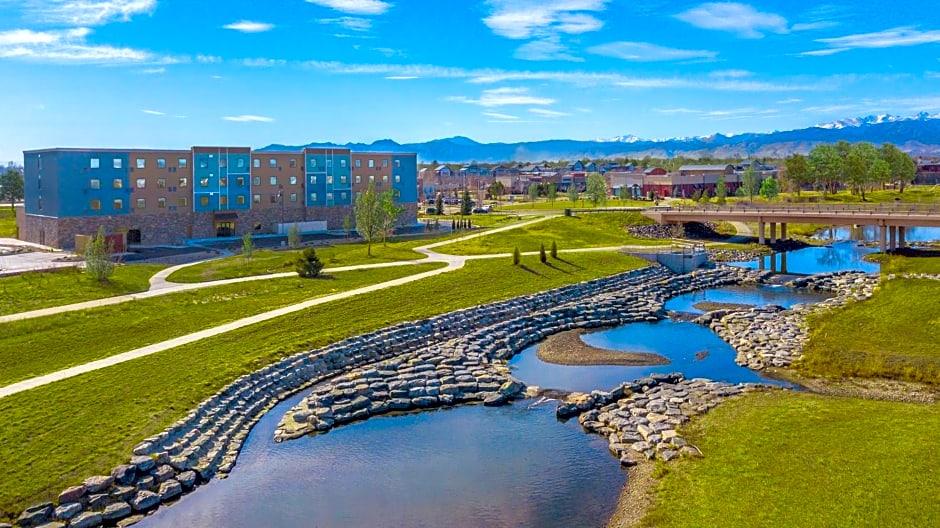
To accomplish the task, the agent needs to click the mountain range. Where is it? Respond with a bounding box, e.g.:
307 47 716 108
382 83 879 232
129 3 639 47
259 113 940 163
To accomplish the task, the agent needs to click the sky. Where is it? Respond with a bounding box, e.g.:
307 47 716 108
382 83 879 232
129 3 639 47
1 0 939 161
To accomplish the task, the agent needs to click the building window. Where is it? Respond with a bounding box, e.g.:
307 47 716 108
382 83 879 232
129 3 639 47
355 159 361 168
253 159 260 168
220 195 228 206
270 194 279 204
133 178 145 189
326 192 333 201
113 198 123 210
237 195 246 205
178 197 188 207
200 196 209 206
326 176 333 184
310 175 317 184
253 176 261 185
220 177 228 187
220 157 227 168
269 176 277 185
113 178 123 189
395 160 401 168
326 159 332 168
269 159 277 168
355 175 361 184
383 175 389 183
200 178 209 187
340 175 347 184
290 192 297 202
179 177 188 187
157 178 166 188
253 194 261 203
310 192 317 202
113 158 123 169
37 176 41 190
382 160 389 168
179 158 188 168
135 158 145 169
368 159 374 168
395 174 401 183
356 191 362 199
158 197 166 208
340 192 347 200
340 159 347 168
90 199 101 210
237 158 246 169
289 176 297 185
137 198 146 209
310 158 317 167
290 158 297 168
369 175 375 182
90 158 100 169
90 178 101 189
157 158 166 169
199 159 208 169
236 177 245 186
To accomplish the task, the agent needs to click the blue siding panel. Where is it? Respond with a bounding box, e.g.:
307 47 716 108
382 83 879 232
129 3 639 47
392 154 418 203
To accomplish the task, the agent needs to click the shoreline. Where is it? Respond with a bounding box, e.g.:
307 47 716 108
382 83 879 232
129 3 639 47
536 329 670 367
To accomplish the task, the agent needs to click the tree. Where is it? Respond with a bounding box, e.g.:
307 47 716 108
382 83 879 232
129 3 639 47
460 188 472 216
354 181 384 256
881 143 916 193
783 153 810 196
295 247 324 278
241 233 254 262
690 188 703 202
435 193 444 215
512 246 520 266
741 164 759 201
84 226 115 281
287 224 301 249
487 180 505 201
547 182 557 207
809 144 844 195
539 243 547 263
380 190 405 244
585 172 607 207
550 240 558 259
343 214 352 238
715 175 728 205
759 177 780 200
0 168 24 211
567 185 578 204
845 142 881 200
528 182 539 206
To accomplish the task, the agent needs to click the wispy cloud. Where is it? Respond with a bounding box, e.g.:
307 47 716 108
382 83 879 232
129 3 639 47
675 2 788 38
371 47 400 57
483 111 519 119
242 58 287 67
222 115 275 122
802 26 940 56
653 107 702 114
709 69 752 78
306 0 392 15
514 37 582 62
588 41 716 62
197 54 222 63
385 75 417 80
791 21 837 31
223 20 274 33
447 87 555 107
0 27 163 64
483 0 610 39
528 108 571 117
27 0 156 26
318 16 372 31
776 98 803 104
137 66 164 74
141 109 165 115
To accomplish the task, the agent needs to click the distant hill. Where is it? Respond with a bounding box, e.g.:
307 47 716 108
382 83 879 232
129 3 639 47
259 113 940 163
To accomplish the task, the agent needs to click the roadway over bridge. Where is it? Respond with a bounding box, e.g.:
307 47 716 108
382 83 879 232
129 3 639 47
642 203 940 252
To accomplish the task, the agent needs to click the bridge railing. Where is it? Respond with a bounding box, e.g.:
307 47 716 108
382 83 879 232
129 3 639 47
654 202 940 216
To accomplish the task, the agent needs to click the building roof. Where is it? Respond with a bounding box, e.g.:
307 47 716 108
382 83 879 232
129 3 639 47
679 164 733 171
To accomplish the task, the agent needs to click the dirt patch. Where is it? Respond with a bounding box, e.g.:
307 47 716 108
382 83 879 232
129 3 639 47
691 301 754 312
607 460 657 528
536 329 670 367
766 369 939 404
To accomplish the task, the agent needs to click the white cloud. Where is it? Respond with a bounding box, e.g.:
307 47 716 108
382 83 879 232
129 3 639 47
137 66 164 74
588 41 716 62
653 107 702 114
197 54 222 63
791 21 838 31
372 47 400 57
483 0 610 39
447 87 555 107
803 26 940 56
0 27 158 63
305 0 392 15
776 98 803 104
223 20 275 33
675 2 788 38
141 109 165 115
318 16 372 31
709 69 752 78
385 75 417 80
29 0 156 26
222 115 275 122
483 111 519 119
242 58 287 67
575 107 592 113
514 37 582 62
173 115 187 119
528 108 571 117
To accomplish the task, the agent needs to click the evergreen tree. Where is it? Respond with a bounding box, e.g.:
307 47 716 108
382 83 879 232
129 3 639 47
550 240 558 259
295 247 324 278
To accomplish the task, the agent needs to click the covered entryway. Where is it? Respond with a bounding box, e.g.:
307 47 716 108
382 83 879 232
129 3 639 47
214 211 239 237
127 229 141 245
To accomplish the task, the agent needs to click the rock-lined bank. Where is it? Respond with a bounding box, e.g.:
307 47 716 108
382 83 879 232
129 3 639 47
12 264 772 527
556 373 776 464
694 271 880 370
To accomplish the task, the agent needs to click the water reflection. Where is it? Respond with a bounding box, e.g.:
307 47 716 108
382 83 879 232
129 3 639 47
664 285 831 314
731 241 879 274
816 226 940 243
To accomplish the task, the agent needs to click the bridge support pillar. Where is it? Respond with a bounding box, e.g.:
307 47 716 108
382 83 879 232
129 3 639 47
889 226 897 252
780 252 788 274
770 222 777 244
879 225 887 253
898 226 906 249
770 252 777 273
780 223 787 241
758 221 766 245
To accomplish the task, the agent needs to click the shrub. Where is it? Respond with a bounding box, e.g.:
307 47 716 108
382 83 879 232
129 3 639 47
550 240 558 259
287 224 301 248
84 226 116 281
539 243 547 263
512 247 520 266
242 233 254 263
296 247 324 278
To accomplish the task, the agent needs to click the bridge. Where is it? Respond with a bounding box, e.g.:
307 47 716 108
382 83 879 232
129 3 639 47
642 203 940 252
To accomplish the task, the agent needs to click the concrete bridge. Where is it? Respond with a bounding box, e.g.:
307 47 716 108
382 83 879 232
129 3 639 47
643 203 940 252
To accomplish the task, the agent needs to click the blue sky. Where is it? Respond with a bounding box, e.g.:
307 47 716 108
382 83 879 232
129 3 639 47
2 0 939 161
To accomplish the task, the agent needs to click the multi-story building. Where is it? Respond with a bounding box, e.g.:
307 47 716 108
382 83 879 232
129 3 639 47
19 146 418 249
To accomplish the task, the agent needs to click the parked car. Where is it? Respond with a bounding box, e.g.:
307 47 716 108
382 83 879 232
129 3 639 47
425 207 437 214
472 205 491 213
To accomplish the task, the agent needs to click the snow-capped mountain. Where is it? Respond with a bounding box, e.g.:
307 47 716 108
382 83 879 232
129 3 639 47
816 112 940 130
599 134 646 143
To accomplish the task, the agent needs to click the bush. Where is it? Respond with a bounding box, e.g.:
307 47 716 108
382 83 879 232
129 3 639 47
84 226 116 281
550 240 558 259
242 233 254 262
295 247 324 278
287 224 301 249
539 243 547 263
512 247 520 266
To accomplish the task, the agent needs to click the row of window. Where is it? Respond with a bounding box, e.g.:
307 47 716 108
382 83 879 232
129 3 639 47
309 174 400 184
91 158 188 170
92 173 401 190
88 190 366 212
88 157 403 171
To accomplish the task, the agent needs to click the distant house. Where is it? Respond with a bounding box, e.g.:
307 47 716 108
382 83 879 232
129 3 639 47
435 165 453 178
678 164 735 177
916 160 940 184
644 167 667 176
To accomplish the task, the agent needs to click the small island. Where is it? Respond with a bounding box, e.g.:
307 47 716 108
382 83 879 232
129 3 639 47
537 329 671 366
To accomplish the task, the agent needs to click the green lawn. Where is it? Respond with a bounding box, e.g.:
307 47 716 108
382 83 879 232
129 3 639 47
799 278 940 384
641 391 940 528
167 241 427 283
0 207 15 238
417 213 533 228
0 263 443 386
499 198 649 211
870 254 940 275
0 264 165 316
436 212 667 255
0 251 648 520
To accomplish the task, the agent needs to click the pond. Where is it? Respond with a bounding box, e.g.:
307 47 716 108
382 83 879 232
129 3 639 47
664 284 832 314
815 225 940 243
730 241 880 275
138 393 626 528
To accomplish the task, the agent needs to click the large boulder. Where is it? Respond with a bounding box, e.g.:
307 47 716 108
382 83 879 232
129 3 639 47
56 485 86 505
128 490 160 512
68 512 102 528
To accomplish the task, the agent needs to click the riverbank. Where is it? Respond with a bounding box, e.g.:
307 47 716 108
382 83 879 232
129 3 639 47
536 329 670 366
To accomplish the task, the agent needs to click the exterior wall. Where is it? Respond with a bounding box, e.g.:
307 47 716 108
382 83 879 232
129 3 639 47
392 153 417 204
128 150 192 216
18 214 59 247
193 147 251 213
250 151 305 211
25 150 133 218
23 152 59 217
351 152 393 197
305 148 352 209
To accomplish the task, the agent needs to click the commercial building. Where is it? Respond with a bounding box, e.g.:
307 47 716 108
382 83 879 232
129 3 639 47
18 147 418 248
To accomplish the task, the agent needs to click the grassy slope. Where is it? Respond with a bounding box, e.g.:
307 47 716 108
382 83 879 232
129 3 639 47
417 214 533 228
0 252 648 519
0 207 15 237
872 254 940 275
0 264 443 385
0 264 165 316
799 278 940 383
437 212 666 255
642 391 940 528
499 198 649 211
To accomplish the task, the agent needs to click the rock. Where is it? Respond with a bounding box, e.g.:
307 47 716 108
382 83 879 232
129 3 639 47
101 502 132 522
483 393 509 406
52 503 81 521
82 475 113 493
85 494 110 511
619 453 638 467
110 486 136 502
151 465 174 483
498 378 524 397
660 449 679 462
158 480 182 501
680 445 704 458
177 471 197 489
18 502 53 527
110 465 137 486
411 396 438 408
128 491 160 512
67 512 102 528
129 456 155 473
116 515 145 527
56 485 87 505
